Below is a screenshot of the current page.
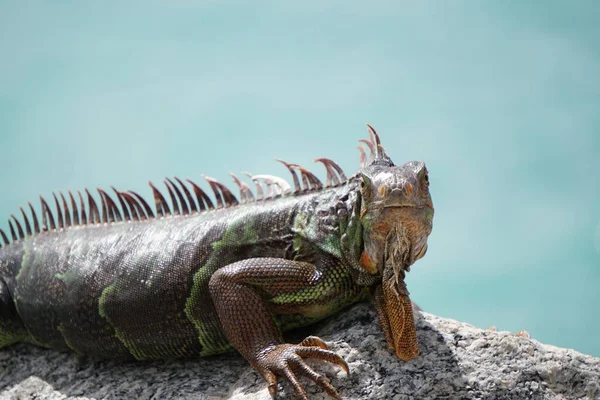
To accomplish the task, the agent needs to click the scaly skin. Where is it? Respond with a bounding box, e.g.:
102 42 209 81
0 126 434 399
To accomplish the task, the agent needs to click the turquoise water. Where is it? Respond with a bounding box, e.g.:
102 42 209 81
1 2 598 356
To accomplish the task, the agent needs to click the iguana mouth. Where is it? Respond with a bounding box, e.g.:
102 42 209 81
370 203 433 211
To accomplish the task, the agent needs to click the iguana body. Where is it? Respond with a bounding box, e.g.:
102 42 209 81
0 126 434 399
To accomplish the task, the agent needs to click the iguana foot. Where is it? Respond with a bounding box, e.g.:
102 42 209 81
255 336 349 400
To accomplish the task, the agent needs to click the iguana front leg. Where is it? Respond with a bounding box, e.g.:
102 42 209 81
209 257 349 400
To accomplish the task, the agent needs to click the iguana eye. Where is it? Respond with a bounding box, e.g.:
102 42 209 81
359 175 372 201
422 172 429 188
359 175 370 191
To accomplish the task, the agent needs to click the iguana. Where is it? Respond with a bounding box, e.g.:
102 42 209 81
0 125 434 399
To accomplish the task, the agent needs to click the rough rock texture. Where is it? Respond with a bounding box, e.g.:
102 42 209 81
1 303 599 400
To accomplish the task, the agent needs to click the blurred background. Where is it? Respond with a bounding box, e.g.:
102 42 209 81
1 2 598 356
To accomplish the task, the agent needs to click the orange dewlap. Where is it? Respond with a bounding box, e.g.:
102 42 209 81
383 279 419 360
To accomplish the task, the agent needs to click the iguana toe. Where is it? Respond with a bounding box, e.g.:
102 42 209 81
299 335 329 350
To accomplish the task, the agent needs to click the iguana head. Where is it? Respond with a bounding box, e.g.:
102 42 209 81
356 126 434 360
358 160 434 272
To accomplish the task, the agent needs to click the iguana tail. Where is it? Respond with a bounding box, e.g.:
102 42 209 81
0 243 30 348
0 277 27 348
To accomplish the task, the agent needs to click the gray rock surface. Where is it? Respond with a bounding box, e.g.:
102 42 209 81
1 303 599 400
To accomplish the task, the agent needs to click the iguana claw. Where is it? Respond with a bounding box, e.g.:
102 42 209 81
299 335 329 350
256 337 349 400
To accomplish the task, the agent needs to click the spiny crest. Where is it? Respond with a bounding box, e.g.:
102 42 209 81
357 124 393 168
0 125 389 248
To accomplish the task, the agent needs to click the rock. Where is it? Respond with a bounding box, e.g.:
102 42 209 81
1 303 599 399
